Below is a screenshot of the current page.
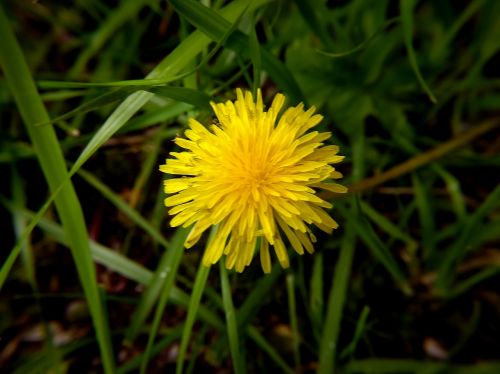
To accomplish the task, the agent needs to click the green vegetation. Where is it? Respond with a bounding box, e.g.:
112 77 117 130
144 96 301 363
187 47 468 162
1 0 499 372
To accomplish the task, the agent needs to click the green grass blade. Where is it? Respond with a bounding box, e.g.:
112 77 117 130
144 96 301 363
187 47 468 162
170 0 304 103
126 228 188 342
249 15 262 96
117 326 183 374
139 228 190 373
247 326 294 374
346 359 500 374
10 166 35 286
339 305 370 359
176 263 212 374
5 1 267 267
76 168 170 249
317 18 399 58
318 218 356 374
0 7 115 372
286 273 300 369
310 253 324 341
338 201 411 295
220 262 244 374
400 0 437 103
412 173 436 259
40 86 210 127
68 0 151 77
237 264 282 328
292 0 333 48
436 185 500 293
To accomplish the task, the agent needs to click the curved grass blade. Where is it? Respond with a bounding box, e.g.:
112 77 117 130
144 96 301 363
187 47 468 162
400 0 437 103
0 6 115 372
317 18 399 58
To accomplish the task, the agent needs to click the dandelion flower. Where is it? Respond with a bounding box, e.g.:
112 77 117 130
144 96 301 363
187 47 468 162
159 89 346 273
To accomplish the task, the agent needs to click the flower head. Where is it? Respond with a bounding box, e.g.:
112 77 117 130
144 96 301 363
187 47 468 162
160 89 346 273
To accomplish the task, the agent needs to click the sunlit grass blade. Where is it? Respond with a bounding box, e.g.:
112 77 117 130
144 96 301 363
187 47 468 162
0 7 115 372
400 0 437 103
220 261 244 374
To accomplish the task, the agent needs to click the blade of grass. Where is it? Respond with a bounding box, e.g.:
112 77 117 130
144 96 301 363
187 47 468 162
310 253 324 341
292 0 333 48
400 0 437 103
10 164 35 286
286 273 300 369
76 168 170 249
2 201 225 330
220 261 244 374
346 359 500 374
68 0 151 77
7 1 271 270
318 213 356 374
247 326 294 374
117 326 183 374
249 14 262 97
0 7 115 372
343 117 500 195
337 201 411 295
339 306 370 359
176 259 212 374
39 86 210 126
436 185 500 294
127 227 188 344
139 227 190 374
237 264 282 328
412 173 436 259
169 0 304 103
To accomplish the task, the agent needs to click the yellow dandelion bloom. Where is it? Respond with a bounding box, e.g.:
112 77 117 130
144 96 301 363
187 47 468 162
159 89 346 273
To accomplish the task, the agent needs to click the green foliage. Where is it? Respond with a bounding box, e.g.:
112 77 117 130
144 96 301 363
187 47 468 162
1 0 499 373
